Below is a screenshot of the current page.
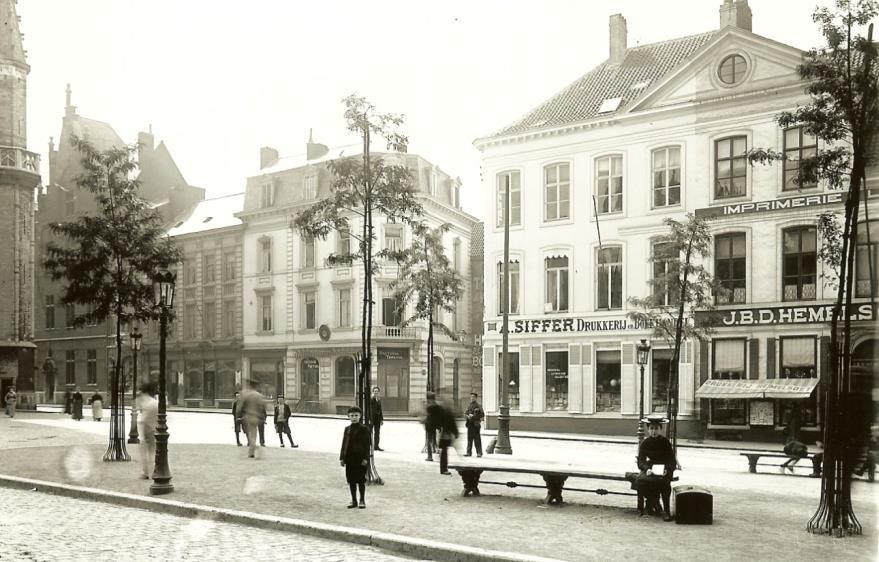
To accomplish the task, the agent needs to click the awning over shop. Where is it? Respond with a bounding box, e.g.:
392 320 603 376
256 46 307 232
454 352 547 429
695 378 819 400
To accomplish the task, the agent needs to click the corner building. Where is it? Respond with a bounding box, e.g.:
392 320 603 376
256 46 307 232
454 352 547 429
476 1 877 441
237 136 480 415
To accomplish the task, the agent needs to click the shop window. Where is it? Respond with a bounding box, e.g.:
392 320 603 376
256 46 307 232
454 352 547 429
497 260 520 315
65 350 75 385
86 350 97 386
595 155 623 214
217 363 237 399
782 227 817 301
715 136 747 199
496 171 521 227
715 233 746 304
185 367 203 398
497 352 520 410
545 351 568 411
545 256 569 313
783 127 818 191
651 349 673 413
595 350 621 412
779 336 818 427
652 242 679 306
335 356 355 397
596 246 623 310
856 220 879 297
710 339 747 426
652 147 681 208
544 163 570 221
251 361 279 400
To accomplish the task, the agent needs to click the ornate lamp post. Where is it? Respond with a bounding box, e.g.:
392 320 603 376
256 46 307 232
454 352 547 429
127 327 142 444
636 339 651 443
150 270 175 495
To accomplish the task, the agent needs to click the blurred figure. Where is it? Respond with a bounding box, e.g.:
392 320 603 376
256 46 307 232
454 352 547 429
424 393 459 475
423 392 441 462
232 391 244 446
369 386 384 451
240 381 266 458
464 392 484 457
63 389 72 415
136 383 158 480
88 391 103 421
71 388 84 421
273 395 297 448
339 406 370 509
4 386 16 417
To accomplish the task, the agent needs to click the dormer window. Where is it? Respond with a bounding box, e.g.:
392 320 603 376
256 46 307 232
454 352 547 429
260 182 275 208
718 54 747 85
304 175 316 199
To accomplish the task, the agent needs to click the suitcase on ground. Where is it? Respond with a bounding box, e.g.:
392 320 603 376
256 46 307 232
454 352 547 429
674 485 713 524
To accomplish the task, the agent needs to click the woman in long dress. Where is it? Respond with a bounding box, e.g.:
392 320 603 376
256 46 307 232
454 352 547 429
72 389 84 421
89 392 103 421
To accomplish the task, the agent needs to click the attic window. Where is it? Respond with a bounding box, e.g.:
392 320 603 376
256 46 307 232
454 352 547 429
597 97 623 114
718 54 747 85
202 217 213 223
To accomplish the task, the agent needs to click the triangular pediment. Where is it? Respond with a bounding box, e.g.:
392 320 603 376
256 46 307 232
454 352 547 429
626 27 805 113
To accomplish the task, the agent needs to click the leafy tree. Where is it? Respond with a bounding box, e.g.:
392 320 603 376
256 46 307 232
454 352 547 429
44 138 180 462
747 0 877 536
389 222 464 394
627 213 723 455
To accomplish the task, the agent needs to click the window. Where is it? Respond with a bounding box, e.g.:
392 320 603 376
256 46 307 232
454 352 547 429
718 54 747 85
856 221 879 297
65 350 75 385
710 339 747 425
203 254 216 284
783 227 817 301
779 336 818 426
260 294 273 332
596 350 621 412
783 127 818 191
545 350 568 410
382 296 402 326
335 356 355 397
86 303 98 326
259 238 272 274
87 350 97 385
45 295 55 330
184 304 198 339
715 136 747 199
302 291 316 329
223 251 237 282
596 246 623 310
496 171 521 227
652 242 679 306
260 182 274 208
65 303 75 328
222 300 236 337
304 175 316 199
544 256 569 313
303 237 315 269
338 288 351 327
544 163 570 221
595 155 623 214
651 349 673 413
652 147 681 207
497 260 520 315
384 227 402 254
497 351 520 410
337 228 351 257
203 301 216 339
715 233 746 304
183 259 197 285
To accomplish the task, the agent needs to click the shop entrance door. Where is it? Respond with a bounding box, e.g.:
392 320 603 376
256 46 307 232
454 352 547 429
203 364 216 406
651 350 673 413
377 348 409 412
300 358 320 413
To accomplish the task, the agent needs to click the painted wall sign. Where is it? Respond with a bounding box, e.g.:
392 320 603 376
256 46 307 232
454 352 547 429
695 192 844 218
697 302 876 326
378 349 408 361
487 316 653 334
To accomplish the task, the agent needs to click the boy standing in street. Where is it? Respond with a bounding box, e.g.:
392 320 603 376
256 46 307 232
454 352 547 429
339 406 371 509
464 392 484 457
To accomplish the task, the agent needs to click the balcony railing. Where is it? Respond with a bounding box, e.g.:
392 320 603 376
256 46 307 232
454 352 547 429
374 325 417 338
0 146 39 174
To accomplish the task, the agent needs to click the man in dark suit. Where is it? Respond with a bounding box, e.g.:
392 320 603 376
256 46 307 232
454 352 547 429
340 406 371 508
369 386 384 451
232 391 244 446
464 392 484 457
636 416 676 521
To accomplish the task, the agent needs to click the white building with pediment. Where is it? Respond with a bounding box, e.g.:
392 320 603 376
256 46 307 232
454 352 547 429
476 0 877 442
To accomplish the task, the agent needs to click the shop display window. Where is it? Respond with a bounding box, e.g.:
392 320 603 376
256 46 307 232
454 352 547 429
497 352 519 410
595 350 621 412
545 351 568 411
710 339 747 425
779 336 818 426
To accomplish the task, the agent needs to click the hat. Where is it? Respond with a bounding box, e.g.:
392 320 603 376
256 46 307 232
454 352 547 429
642 414 670 426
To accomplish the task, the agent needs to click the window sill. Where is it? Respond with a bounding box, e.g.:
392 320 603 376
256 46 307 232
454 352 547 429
256 331 275 336
492 224 525 233
648 204 683 215
297 328 317 335
540 217 574 227
709 194 749 205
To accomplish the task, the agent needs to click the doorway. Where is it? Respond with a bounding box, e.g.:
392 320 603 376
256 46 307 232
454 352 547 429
377 348 409 412
651 349 673 413
300 357 320 413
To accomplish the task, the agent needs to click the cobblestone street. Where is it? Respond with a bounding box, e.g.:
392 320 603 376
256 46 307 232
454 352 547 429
0 487 417 562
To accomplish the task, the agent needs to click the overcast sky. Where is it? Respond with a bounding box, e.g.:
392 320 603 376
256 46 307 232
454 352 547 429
19 0 827 219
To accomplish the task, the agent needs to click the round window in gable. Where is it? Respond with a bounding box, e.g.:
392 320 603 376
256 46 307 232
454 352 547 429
718 54 747 85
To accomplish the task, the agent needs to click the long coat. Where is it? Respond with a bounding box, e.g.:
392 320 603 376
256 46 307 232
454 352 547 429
71 392 84 420
89 393 103 420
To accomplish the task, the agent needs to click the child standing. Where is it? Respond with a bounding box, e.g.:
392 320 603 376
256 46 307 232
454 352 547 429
339 406 371 509
273 396 298 448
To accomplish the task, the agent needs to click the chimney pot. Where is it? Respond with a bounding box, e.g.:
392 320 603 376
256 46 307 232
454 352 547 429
306 131 329 161
609 14 627 65
260 146 279 169
719 0 752 32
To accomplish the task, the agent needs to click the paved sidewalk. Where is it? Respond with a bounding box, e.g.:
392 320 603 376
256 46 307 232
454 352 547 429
0 418 874 562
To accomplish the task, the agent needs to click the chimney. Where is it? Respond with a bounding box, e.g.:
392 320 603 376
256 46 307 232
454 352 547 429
260 146 279 169
64 83 76 118
609 14 627 64
137 125 154 163
306 128 329 161
719 0 752 31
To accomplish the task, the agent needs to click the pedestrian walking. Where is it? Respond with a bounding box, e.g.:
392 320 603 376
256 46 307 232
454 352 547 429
436 400 459 476
136 383 158 480
232 391 244 446
339 406 371 509
423 392 440 462
369 386 384 451
240 381 266 458
464 392 484 457
273 396 298 448
636 415 675 521
63 389 72 415
71 389 84 421
88 391 103 421
4 386 17 417
780 413 808 473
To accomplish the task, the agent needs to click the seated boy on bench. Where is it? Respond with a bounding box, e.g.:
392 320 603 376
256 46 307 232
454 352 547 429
637 415 675 522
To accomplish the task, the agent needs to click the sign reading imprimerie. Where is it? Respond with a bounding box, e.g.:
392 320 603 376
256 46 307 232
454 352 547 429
696 302 876 326
695 192 845 218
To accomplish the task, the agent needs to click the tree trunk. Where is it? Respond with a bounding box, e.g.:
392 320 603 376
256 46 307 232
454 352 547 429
103 305 130 461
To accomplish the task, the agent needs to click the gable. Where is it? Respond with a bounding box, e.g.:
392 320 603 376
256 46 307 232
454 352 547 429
627 28 805 113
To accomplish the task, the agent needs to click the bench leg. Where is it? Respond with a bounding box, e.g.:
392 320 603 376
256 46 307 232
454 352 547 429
457 468 483 497
542 475 567 506
747 456 758 473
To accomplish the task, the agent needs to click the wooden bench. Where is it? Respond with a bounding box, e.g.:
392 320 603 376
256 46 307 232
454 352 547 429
739 452 817 474
447 458 677 508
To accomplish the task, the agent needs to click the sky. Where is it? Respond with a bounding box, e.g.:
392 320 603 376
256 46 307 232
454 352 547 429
18 0 828 220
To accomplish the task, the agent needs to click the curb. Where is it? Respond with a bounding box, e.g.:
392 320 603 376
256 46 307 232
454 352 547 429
0 474 566 562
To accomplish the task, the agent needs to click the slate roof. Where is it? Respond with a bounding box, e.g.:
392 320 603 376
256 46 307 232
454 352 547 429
0 0 26 65
167 192 244 237
496 31 718 136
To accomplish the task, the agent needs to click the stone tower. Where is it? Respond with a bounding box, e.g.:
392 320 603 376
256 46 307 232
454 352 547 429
0 0 40 406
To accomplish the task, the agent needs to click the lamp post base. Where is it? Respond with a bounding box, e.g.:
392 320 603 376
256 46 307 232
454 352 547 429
636 422 645 444
494 405 513 455
150 417 173 495
127 408 139 444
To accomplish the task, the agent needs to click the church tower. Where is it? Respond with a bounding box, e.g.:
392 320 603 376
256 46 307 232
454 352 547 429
0 0 40 405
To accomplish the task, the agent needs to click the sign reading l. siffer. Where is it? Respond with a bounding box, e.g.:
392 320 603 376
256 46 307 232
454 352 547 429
696 302 876 326
695 192 845 218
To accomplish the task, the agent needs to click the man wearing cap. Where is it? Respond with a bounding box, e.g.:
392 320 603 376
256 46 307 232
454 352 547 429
636 415 676 521
464 392 484 457
273 395 298 448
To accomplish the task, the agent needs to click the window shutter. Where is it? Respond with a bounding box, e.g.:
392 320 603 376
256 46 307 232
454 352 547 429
621 343 634 365
699 340 709 384
582 344 592 365
532 346 542 365
570 344 581 365
748 338 759 380
766 338 776 379
521 346 531 366
484 346 495 367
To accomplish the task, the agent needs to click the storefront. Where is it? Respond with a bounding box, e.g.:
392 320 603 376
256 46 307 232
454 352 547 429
377 347 410 413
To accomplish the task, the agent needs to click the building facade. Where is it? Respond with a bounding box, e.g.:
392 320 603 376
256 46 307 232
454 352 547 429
0 0 40 409
237 136 480 415
476 1 877 441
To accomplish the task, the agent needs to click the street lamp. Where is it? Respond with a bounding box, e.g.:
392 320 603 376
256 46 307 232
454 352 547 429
127 327 142 444
636 339 651 443
150 269 175 495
